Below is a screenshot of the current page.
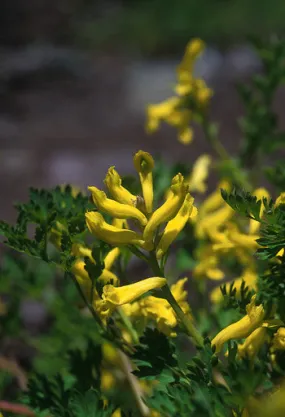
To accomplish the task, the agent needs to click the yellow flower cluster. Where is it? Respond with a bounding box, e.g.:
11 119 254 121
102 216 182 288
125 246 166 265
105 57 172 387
66 151 195 334
193 185 274 303
86 150 197 258
146 39 213 145
121 277 192 337
211 296 265 353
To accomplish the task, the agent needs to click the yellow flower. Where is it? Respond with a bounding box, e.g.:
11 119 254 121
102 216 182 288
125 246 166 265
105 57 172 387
101 369 116 392
85 212 152 249
275 192 285 207
238 326 268 360
186 154 212 194
143 173 189 242
104 247 120 270
196 205 234 240
156 194 195 259
146 97 193 145
272 327 285 350
176 39 205 94
133 151 154 214
102 277 167 311
112 410 122 417
197 180 231 217
104 166 137 206
211 296 265 353
88 187 147 226
142 278 191 337
193 248 224 281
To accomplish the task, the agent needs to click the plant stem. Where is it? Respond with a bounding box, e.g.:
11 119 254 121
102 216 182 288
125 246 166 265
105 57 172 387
128 245 150 263
0 401 35 416
118 351 150 417
117 307 139 344
202 117 229 161
148 251 203 347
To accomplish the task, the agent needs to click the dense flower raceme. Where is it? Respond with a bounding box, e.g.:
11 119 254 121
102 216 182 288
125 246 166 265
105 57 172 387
146 38 213 145
69 150 196 334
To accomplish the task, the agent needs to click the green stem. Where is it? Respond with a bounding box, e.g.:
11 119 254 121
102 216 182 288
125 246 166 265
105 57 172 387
127 245 149 263
148 252 203 347
202 117 229 161
161 285 203 347
202 116 252 190
117 307 139 344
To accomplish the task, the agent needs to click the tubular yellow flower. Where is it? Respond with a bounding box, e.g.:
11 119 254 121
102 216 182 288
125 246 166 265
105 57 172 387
176 39 205 89
88 187 147 226
196 205 234 239
102 277 167 307
143 173 188 242
143 278 191 337
186 154 212 193
104 247 120 270
238 327 268 360
272 327 285 350
133 150 154 214
146 97 193 145
275 192 285 207
104 166 137 206
198 180 231 217
86 212 152 249
146 97 180 133
211 297 265 353
156 194 195 259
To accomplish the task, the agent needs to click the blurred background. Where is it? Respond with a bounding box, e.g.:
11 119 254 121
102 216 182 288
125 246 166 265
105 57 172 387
1 0 285 221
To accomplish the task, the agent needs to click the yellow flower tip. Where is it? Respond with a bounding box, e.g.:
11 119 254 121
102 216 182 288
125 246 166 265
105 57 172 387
104 167 136 206
143 175 188 242
170 277 188 302
187 154 212 194
170 173 188 195
190 205 198 219
88 186 147 226
133 150 154 213
275 192 285 207
156 193 194 259
102 277 167 306
85 211 104 232
133 150 154 173
104 166 121 187
104 247 120 270
178 127 193 145
272 327 285 350
101 369 116 392
86 211 146 248
186 38 205 57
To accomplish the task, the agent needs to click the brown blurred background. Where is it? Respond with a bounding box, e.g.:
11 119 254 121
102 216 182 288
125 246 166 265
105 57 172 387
1 0 285 221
